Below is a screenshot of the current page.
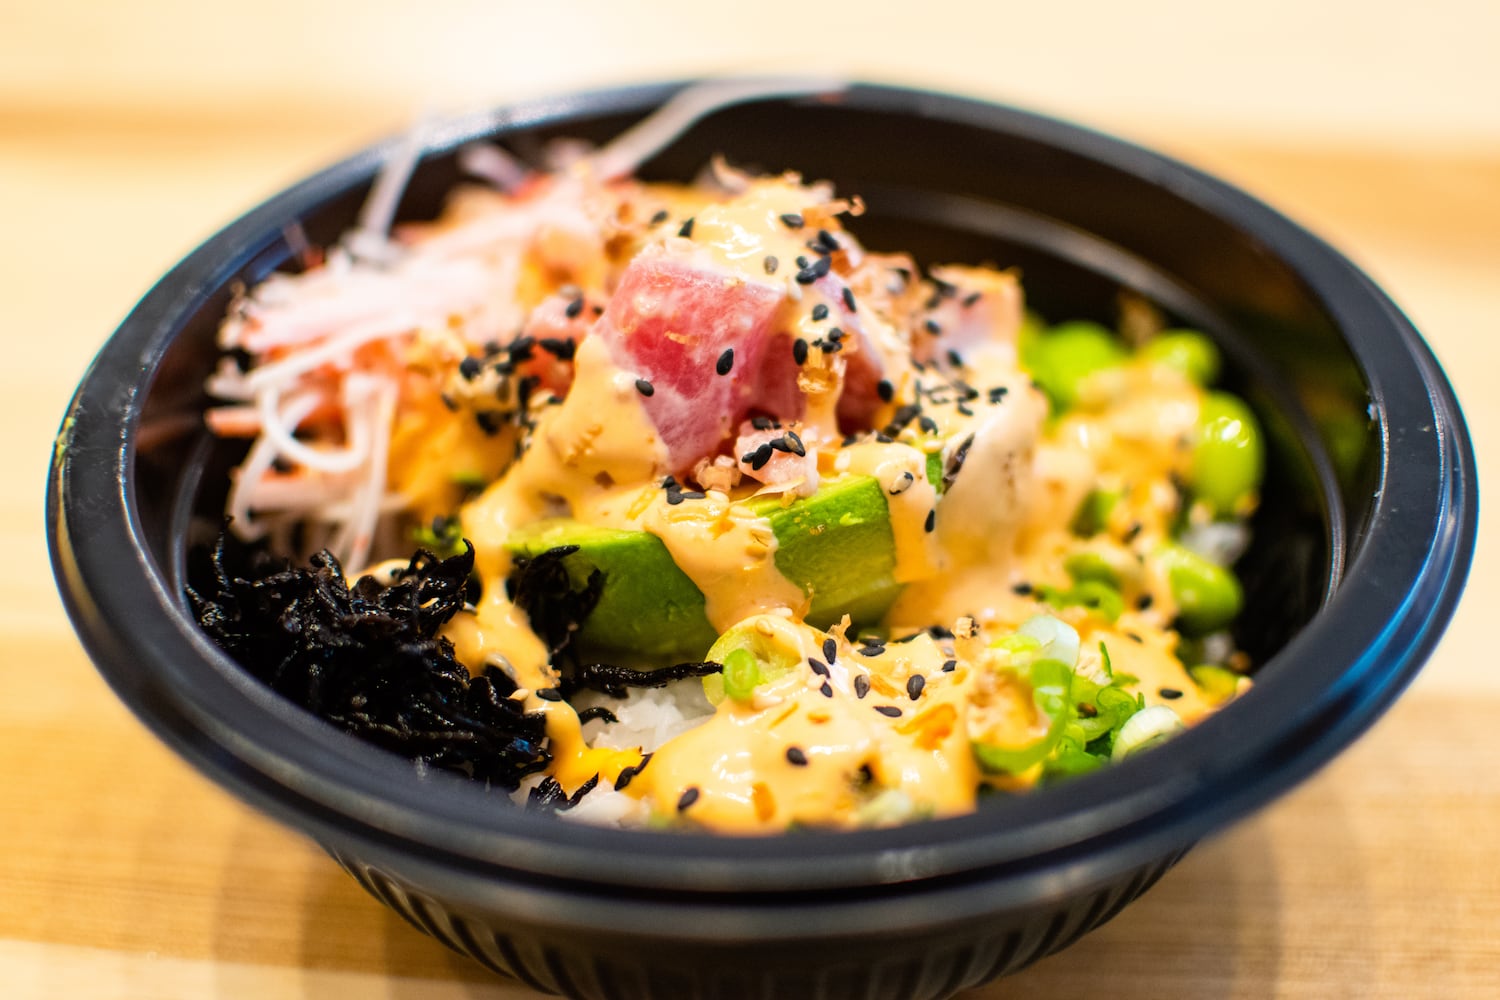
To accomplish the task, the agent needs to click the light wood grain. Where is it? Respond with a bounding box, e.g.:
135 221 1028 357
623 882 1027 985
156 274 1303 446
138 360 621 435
4 99 1496 998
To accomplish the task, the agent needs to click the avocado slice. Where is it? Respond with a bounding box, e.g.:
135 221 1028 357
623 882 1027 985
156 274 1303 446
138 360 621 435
505 475 903 660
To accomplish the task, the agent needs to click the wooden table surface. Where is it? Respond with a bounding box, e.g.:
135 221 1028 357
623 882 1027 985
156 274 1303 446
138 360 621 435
4 103 1497 998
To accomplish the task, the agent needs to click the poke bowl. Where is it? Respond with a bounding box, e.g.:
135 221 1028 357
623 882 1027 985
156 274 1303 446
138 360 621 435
48 80 1476 1000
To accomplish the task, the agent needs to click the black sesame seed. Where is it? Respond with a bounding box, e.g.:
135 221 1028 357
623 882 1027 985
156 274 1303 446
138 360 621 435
877 379 895 403
812 303 829 321
924 509 936 533
780 212 804 229
764 255 779 275
768 436 789 454
535 687 563 702
1159 687 1184 700
918 415 939 435
677 786 700 811
988 386 1009 404
458 356 482 380
941 658 957 673
947 349 964 368
649 209 670 226
666 492 685 506
816 228 839 252
819 681 834 698
796 256 831 285
1136 593 1154 610
963 291 982 307
662 475 679 490
842 287 857 311
888 470 915 496
785 746 809 766
784 431 806 457
796 255 810 270
539 337 577 360
678 217 695 238
957 402 974 417
1123 522 1144 543
854 675 871 699
827 327 844 342
1127 632 1145 644
634 378 655 397
440 393 458 412
716 348 734 376
823 638 837 663
564 296 585 319
874 705 903 718
906 675 926 700
746 443 774 470
924 318 942 336
793 339 809 365
1012 581 1033 595
808 657 830 677
475 410 504 435
751 415 775 431
680 491 706 500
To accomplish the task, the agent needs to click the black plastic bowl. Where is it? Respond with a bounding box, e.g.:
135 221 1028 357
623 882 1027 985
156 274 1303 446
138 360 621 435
49 81 1476 1000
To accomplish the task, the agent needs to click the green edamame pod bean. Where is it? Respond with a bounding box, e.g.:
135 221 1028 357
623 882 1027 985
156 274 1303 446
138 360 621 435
1028 321 1128 411
1190 391 1264 517
1157 543 1243 635
1141 329 1222 385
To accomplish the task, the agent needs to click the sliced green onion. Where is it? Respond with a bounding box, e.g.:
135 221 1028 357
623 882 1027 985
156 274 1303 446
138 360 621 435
1111 705 1186 762
1017 615 1080 668
720 647 763 702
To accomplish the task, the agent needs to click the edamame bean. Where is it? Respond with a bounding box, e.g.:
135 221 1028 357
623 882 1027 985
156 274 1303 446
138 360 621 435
1141 329 1222 384
1027 321 1128 411
1190 391 1264 517
1157 543 1243 634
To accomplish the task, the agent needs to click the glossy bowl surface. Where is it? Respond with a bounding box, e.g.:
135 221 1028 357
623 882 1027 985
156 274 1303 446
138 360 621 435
49 81 1476 1000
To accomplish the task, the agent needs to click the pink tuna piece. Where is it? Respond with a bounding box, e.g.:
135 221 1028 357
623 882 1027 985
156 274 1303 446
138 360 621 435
594 245 797 472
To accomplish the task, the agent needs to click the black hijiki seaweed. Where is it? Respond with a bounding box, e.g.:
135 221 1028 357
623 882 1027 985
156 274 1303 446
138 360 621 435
188 532 722 810
187 530 550 792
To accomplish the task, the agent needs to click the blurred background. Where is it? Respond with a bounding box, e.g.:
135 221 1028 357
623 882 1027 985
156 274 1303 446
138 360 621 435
4 2 1497 996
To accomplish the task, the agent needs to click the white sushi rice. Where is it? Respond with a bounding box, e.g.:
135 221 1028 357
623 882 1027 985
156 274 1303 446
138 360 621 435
515 678 716 826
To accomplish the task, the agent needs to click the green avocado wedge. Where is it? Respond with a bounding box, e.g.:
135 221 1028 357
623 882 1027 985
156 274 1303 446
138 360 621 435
504 475 904 661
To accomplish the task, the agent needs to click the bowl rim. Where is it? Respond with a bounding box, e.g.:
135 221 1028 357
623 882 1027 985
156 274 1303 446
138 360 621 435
47 78 1477 903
